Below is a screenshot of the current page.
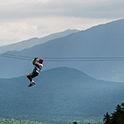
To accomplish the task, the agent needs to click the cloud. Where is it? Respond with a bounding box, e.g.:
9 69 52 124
0 17 110 45
0 21 39 45
0 0 123 20
0 0 123 44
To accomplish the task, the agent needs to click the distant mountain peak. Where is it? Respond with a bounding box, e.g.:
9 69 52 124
0 19 124 81
0 29 79 54
64 29 79 32
41 67 94 81
84 19 124 32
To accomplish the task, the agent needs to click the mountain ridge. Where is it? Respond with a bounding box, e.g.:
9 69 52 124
0 19 124 81
0 67 124 121
0 29 79 54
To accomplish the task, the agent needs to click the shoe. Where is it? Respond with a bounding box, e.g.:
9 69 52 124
28 83 33 87
31 80 36 85
28 81 36 87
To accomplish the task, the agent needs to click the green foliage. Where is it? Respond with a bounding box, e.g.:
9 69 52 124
103 103 124 124
0 119 43 124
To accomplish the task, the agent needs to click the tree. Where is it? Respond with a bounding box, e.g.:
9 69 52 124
104 103 124 124
103 112 111 124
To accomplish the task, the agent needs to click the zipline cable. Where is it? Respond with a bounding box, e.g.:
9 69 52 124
2 53 124 61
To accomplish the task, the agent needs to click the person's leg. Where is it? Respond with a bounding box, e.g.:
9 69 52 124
31 72 39 79
27 73 33 82
30 68 39 79
27 68 38 82
28 72 39 87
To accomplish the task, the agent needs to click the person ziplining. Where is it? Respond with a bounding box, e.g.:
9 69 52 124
27 57 44 87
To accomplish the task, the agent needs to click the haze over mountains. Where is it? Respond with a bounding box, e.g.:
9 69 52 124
0 19 124 81
0 67 123 122
0 19 124 123
0 29 78 54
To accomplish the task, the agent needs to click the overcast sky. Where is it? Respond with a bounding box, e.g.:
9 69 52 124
0 0 123 45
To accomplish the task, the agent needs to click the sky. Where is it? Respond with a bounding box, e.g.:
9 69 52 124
0 0 123 46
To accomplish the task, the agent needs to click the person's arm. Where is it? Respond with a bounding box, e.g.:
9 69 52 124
35 61 43 68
